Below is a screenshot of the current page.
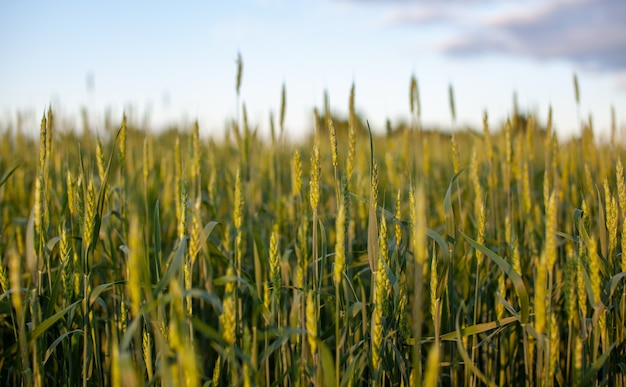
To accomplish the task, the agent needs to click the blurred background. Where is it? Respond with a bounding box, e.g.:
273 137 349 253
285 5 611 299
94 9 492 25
1 0 625 140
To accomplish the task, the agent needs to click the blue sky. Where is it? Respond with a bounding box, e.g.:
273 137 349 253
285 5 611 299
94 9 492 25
1 0 625 140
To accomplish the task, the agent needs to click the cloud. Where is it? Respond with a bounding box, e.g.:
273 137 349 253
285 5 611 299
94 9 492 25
376 0 499 27
353 0 626 72
380 6 451 26
440 0 626 71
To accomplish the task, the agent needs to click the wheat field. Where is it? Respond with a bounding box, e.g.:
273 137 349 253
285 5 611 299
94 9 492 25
0 69 625 386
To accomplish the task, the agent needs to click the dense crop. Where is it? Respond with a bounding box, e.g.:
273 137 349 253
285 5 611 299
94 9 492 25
0 71 625 386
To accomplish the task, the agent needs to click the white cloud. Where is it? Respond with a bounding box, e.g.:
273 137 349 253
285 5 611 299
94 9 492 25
441 0 626 71
353 0 626 72
379 5 454 27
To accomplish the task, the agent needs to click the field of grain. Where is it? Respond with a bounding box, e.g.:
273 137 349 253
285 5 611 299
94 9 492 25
1 70 625 386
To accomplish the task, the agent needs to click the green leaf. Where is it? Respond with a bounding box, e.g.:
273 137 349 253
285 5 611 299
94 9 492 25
153 200 162 282
190 221 220 257
348 301 365 319
191 316 225 343
574 208 584 226
555 231 577 243
602 271 626 305
524 324 543 346
426 228 450 262
367 121 378 275
120 293 174 350
154 237 187 297
43 329 83 365
44 245 68 318
317 338 337 387
29 300 81 342
46 236 61 252
444 169 465 242
90 281 124 307
257 327 305 365
440 316 518 341
452 302 497 387
120 311 143 350
0 164 20 188
251 223 264 297
386 339 409 383
185 288 223 313
596 186 607 258
459 230 529 324
496 292 520 319
341 350 365 387
213 274 253 289
88 133 118 257
578 343 615 387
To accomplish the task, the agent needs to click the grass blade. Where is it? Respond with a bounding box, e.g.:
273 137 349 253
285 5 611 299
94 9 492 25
0 164 20 188
453 302 497 387
444 169 465 242
318 338 337 387
43 329 83 365
459 230 529 324
154 237 187 297
440 316 518 341
602 271 626 304
578 343 615 387
29 300 82 342
367 121 378 274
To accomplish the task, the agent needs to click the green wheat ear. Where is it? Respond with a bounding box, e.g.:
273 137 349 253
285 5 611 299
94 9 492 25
291 150 302 198
306 290 317 358
0 261 8 294
3 59 626 386
269 223 280 303
220 266 237 346
309 140 320 212
371 255 384 372
334 198 347 285
236 52 243 96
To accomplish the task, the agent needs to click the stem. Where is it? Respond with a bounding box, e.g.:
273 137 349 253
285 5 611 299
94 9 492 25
312 211 318 291
336 284 341 387
82 275 89 387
